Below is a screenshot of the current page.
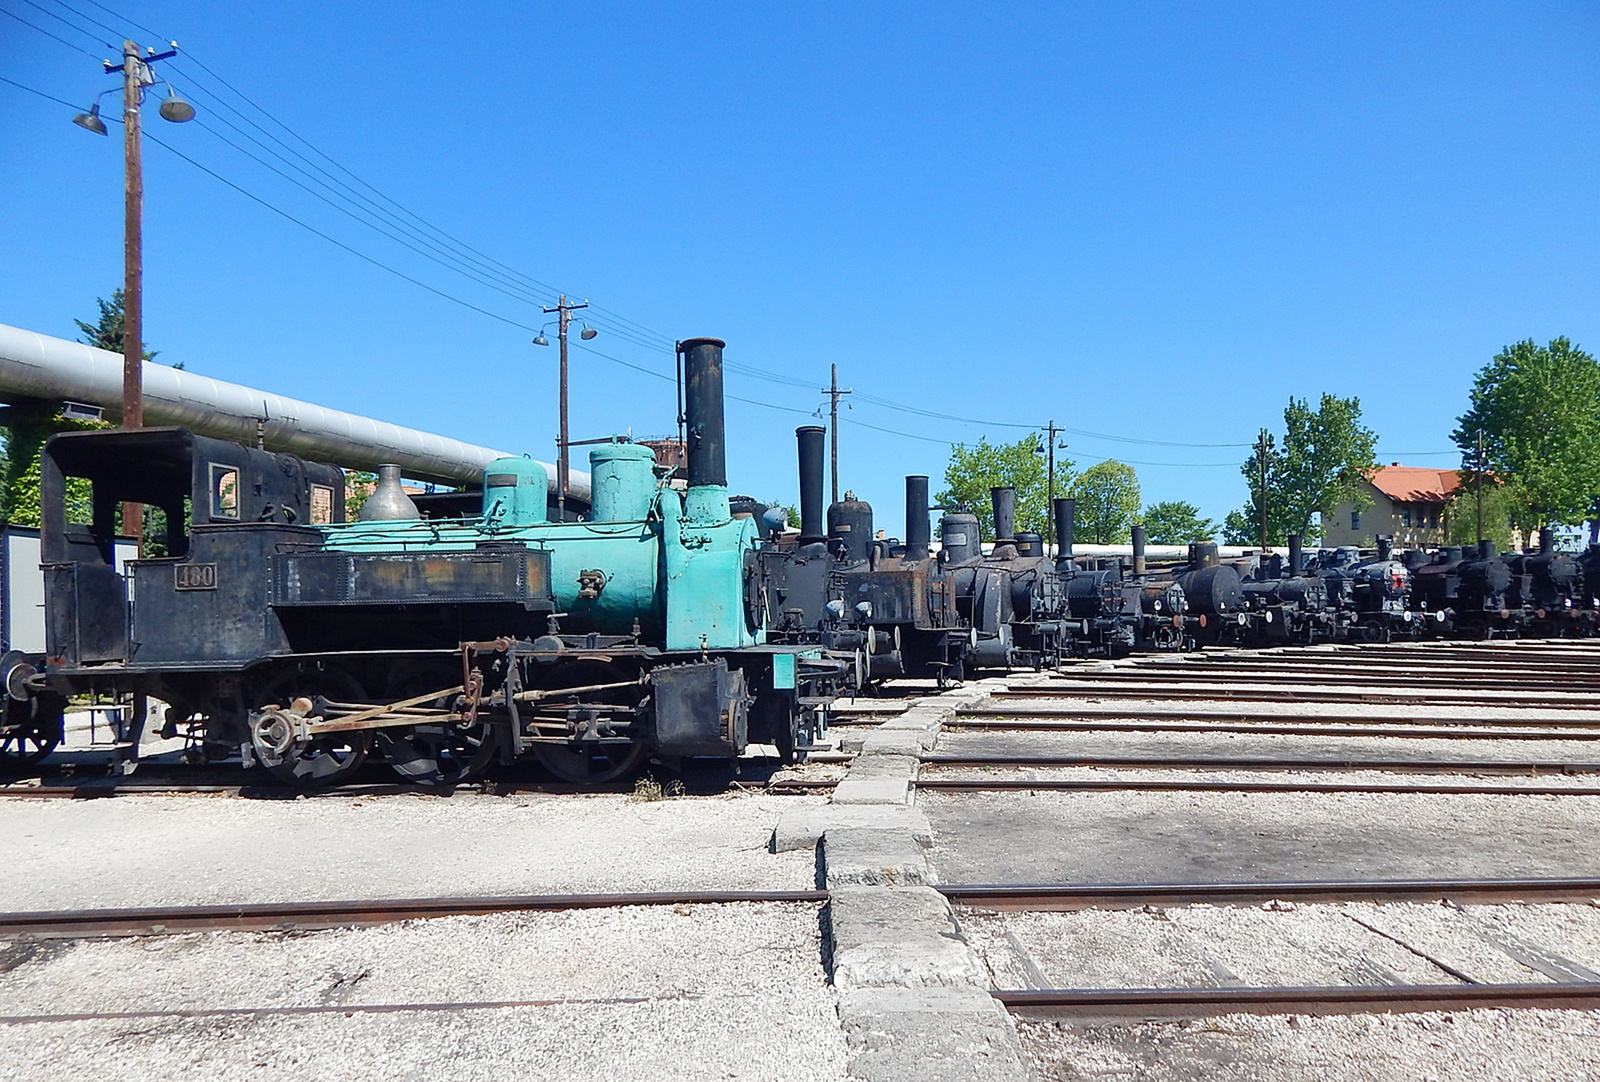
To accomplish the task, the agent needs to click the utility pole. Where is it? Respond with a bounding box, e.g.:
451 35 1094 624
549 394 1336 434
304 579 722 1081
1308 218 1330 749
1475 428 1486 543
1254 427 1274 553
822 364 852 505
541 295 589 519
1042 420 1065 552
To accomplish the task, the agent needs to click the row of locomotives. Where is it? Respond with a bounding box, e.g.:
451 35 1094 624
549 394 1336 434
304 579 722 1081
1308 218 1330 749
1055 506 1189 657
1506 528 1591 637
1406 540 1520 638
6 336 852 789
1307 536 1424 643
1226 536 1337 646
944 485 1069 673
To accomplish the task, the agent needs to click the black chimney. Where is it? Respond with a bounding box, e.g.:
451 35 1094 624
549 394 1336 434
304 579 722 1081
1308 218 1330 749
1288 533 1303 576
1377 535 1393 562
1478 539 1497 559
1540 527 1555 554
796 425 825 542
1131 524 1147 576
991 486 1016 543
1053 498 1075 559
680 337 727 489
905 476 930 560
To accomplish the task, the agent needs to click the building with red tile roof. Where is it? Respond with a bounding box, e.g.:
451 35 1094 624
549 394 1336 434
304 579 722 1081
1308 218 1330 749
1323 463 1464 547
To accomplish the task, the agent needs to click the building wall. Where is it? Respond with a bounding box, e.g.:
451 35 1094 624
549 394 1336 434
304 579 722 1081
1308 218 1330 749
1322 481 1450 549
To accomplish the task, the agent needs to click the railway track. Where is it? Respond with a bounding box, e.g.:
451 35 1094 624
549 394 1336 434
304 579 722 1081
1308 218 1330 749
950 716 1600 741
994 982 1600 1020
0 888 829 940
920 753 1600 776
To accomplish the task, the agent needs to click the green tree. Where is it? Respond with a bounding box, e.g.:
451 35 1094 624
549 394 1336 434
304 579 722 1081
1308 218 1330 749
1225 394 1379 545
73 290 162 363
1452 337 1600 528
1140 500 1216 545
1069 460 1141 544
935 435 1069 541
1444 481 1525 550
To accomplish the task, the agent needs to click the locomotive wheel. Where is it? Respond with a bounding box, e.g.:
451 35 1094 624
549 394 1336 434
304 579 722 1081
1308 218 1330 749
375 662 495 787
774 706 816 765
526 660 648 786
0 693 65 768
250 666 371 788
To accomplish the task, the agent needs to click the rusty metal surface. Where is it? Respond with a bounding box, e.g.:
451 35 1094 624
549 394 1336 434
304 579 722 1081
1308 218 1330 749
920 753 1600 775
994 981 1600 1020
940 876 1600 910
0 889 830 940
915 777 1600 796
950 716 1600 741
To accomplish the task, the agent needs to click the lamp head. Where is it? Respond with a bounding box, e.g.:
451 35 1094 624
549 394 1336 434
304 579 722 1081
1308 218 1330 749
579 325 598 340
72 102 108 136
158 85 195 123
533 334 550 347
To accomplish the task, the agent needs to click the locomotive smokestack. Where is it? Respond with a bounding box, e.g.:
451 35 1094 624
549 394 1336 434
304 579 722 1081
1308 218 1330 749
991 486 1016 543
1288 533 1303 576
1377 536 1393 561
1478 539 1497 559
1540 527 1555 554
905 475 930 560
680 337 728 491
796 425 825 542
1052 497 1075 559
1189 541 1219 570
1131 524 1147 576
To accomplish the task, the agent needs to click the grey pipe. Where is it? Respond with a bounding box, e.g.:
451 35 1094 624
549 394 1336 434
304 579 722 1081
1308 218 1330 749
991 486 1016 542
905 475 930 560
1052 498 1075 559
0 321 586 494
796 426 826 542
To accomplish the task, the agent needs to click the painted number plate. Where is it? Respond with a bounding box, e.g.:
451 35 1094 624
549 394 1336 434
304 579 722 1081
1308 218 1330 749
174 563 219 591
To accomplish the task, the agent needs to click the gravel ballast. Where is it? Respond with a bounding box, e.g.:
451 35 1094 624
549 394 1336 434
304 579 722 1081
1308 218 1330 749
0 791 821 910
0 903 847 1082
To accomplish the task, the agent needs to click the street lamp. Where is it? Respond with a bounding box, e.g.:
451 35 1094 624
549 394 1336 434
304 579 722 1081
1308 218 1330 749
533 298 595 518
74 39 195 549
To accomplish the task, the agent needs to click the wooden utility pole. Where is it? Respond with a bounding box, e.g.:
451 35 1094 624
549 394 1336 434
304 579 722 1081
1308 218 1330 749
822 364 852 505
120 40 148 548
542 295 588 519
1255 427 1274 553
1475 428 1486 543
1042 420 1064 552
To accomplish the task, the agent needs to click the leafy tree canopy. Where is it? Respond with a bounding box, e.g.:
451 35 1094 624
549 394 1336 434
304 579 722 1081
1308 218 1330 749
1225 394 1379 546
1444 480 1528 550
935 435 1069 541
74 290 160 363
1452 337 1600 527
1069 460 1141 544
1140 500 1216 545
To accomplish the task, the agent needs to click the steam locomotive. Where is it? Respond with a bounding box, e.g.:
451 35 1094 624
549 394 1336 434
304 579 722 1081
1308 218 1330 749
0 338 852 786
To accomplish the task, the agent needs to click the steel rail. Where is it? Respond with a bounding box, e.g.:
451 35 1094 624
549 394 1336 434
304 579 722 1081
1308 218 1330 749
914 777 1600 796
920 753 1600 775
949 715 1600 741
1011 672 1600 697
0 995 681 1026
0 777 840 800
1101 670 1600 692
938 876 1600 909
959 703 1600 727
993 982 1600 1019
1132 654 1600 673
0 889 830 940
993 686 1586 707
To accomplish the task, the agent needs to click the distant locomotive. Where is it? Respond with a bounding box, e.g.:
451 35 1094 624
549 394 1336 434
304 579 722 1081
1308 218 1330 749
1 337 850 786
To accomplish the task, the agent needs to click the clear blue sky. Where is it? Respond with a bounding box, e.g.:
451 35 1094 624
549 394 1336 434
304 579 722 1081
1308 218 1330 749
3 1 1596 534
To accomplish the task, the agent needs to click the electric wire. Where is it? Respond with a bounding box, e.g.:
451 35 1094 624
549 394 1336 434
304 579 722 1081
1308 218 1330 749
16 0 112 50
1 4 102 57
73 0 158 40
0 72 104 111
39 4 1303 459
40 0 134 43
